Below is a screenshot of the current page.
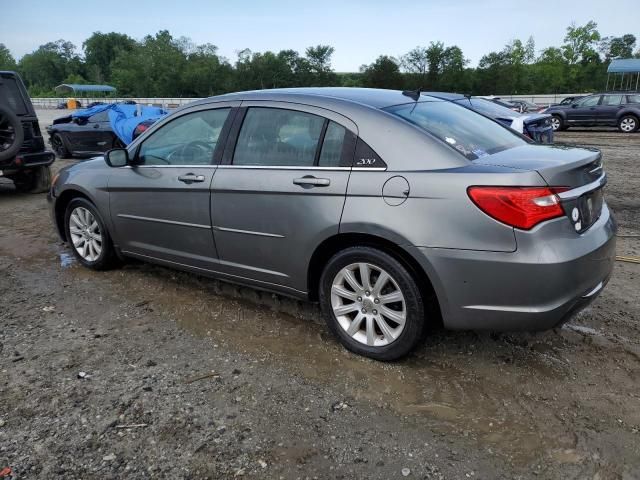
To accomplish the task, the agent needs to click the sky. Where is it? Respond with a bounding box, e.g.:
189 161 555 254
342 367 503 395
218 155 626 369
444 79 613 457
1 0 639 71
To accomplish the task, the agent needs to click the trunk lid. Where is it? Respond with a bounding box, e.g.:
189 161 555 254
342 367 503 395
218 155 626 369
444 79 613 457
475 144 605 232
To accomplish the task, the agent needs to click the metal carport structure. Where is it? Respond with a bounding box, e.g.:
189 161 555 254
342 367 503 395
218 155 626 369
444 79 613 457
54 84 117 96
606 59 640 91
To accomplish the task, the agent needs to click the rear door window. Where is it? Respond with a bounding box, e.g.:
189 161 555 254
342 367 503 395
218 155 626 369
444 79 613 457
88 111 110 122
601 95 623 106
233 108 325 167
386 100 525 160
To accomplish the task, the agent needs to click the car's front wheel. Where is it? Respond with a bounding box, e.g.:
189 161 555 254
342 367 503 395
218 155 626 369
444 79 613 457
64 197 118 270
551 115 566 131
51 133 70 158
618 115 639 133
319 247 425 361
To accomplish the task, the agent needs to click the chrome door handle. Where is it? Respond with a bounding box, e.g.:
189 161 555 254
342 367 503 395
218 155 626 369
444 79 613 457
178 173 206 184
293 176 331 187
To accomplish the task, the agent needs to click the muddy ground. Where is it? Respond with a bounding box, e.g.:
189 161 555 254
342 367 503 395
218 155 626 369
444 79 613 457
1 115 639 479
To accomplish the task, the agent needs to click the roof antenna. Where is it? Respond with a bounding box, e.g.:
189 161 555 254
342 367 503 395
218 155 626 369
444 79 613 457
402 88 422 102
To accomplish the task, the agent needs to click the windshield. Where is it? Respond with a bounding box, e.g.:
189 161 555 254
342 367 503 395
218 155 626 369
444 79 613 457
454 97 519 119
386 100 525 160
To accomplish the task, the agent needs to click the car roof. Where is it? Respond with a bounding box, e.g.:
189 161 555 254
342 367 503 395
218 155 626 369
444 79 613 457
198 87 449 110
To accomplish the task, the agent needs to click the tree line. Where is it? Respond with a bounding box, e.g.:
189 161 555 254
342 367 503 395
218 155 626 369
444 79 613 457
0 21 638 98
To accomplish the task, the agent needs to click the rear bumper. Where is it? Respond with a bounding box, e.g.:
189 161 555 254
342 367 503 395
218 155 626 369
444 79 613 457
409 203 617 331
0 151 55 174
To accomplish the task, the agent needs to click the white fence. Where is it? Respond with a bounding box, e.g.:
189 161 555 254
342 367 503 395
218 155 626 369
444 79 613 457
31 93 591 110
31 97 203 109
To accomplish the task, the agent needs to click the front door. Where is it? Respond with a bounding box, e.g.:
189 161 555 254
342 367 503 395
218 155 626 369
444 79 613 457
211 104 356 293
71 110 115 153
108 104 236 270
566 95 601 125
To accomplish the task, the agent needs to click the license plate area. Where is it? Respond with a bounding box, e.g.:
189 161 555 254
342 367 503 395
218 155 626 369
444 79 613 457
565 188 604 233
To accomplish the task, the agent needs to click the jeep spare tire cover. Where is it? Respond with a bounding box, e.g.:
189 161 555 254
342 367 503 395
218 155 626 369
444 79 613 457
0 105 24 162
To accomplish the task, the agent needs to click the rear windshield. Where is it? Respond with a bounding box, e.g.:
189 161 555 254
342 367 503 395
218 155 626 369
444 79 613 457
386 100 524 160
0 74 29 115
454 97 519 119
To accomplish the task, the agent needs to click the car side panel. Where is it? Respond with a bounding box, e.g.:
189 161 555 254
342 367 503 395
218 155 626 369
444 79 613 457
340 164 546 253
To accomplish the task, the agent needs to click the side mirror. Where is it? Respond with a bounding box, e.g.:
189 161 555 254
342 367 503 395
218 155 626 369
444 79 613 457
105 148 129 168
571 104 578 108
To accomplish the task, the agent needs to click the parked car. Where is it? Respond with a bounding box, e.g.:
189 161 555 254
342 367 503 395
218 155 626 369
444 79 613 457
424 92 554 143
509 99 544 113
48 88 616 360
542 93 640 132
47 103 166 158
555 96 586 106
0 70 55 193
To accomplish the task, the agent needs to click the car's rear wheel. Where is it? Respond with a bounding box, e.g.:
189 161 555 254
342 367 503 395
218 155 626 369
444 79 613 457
551 115 566 131
319 247 425 361
618 115 638 133
64 198 118 270
0 105 24 162
51 133 70 158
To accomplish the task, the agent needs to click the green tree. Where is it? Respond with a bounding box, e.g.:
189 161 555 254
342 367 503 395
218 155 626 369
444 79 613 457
0 44 17 70
18 40 83 91
600 34 637 60
360 56 403 89
562 21 601 64
111 31 186 96
304 45 338 85
181 44 233 97
83 32 136 82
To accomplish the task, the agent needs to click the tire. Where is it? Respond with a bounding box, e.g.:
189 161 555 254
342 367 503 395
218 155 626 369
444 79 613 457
319 246 425 361
550 115 566 131
0 105 24 162
618 115 639 133
64 197 119 270
51 133 70 158
12 166 51 194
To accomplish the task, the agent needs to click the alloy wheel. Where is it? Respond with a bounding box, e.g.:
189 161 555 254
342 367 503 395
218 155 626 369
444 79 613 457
330 262 406 347
551 117 561 131
620 117 637 133
69 207 103 261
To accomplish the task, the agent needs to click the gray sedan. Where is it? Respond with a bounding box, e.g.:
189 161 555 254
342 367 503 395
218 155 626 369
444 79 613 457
48 88 616 360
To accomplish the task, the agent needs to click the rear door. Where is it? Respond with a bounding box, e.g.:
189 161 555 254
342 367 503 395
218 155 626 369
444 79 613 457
108 103 237 270
598 94 624 125
210 103 356 292
566 95 601 125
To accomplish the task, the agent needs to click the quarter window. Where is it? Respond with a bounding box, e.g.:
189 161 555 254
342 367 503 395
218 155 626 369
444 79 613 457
137 108 230 165
627 95 640 104
233 108 325 167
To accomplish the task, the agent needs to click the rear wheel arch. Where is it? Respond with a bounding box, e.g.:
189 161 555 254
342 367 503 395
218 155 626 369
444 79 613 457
307 232 442 325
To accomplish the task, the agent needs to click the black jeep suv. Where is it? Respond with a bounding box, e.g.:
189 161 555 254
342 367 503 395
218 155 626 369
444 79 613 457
0 71 55 193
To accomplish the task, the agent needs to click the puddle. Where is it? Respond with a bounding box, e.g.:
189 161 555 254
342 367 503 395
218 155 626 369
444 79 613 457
59 252 76 268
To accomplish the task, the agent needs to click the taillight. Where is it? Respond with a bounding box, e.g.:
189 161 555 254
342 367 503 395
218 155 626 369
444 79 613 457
467 186 568 230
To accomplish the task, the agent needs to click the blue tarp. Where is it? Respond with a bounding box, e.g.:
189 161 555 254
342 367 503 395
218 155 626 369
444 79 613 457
72 104 168 144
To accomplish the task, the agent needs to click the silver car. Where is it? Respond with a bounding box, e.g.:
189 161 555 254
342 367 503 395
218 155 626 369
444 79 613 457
48 88 616 361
